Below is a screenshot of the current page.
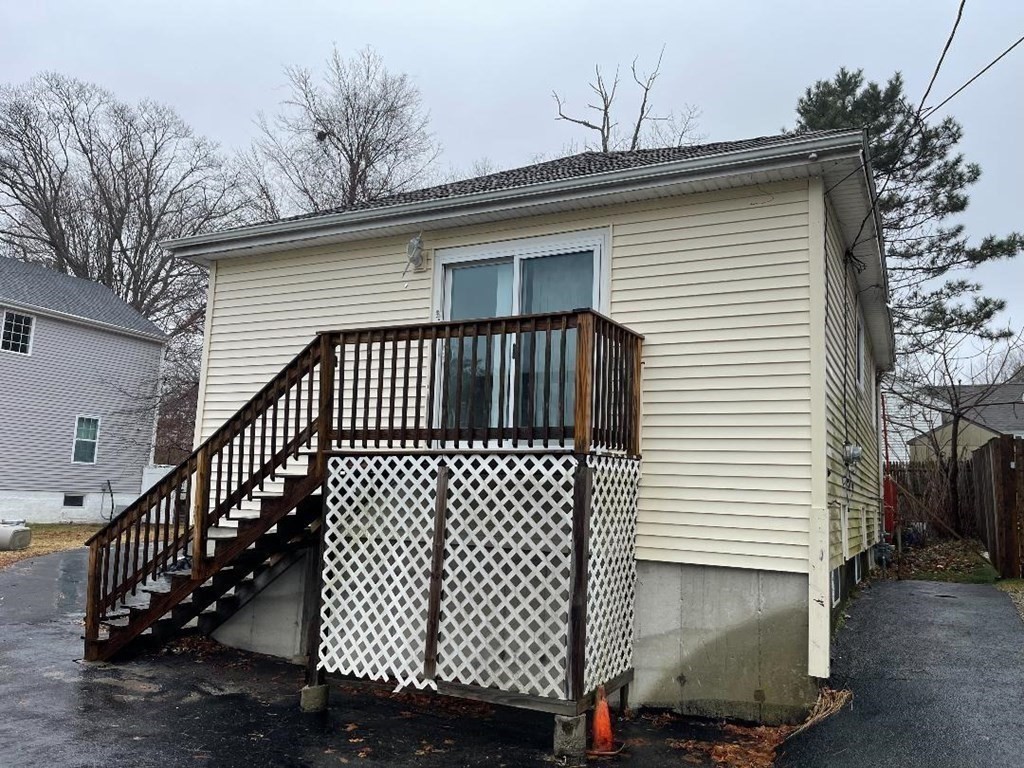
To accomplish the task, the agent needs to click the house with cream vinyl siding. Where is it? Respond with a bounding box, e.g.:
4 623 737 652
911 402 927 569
90 129 891 736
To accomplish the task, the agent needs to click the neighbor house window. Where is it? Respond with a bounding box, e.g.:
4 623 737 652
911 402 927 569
63 494 85 507
72 417 100 463
1 310 34 354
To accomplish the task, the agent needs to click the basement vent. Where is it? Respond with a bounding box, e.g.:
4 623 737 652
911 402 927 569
63 494 85 508
830 568 841 607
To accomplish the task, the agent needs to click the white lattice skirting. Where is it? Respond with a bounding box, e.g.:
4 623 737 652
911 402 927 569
318 452 639 704
585 455 640 693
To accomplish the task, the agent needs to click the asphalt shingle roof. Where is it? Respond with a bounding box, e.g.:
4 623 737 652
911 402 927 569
953 383 1024 435
275 130 852 225
0 258 165 341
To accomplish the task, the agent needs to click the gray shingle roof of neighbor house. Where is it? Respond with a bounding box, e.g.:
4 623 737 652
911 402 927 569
276 129 856 223
951 383 1024 435
0 257 166 341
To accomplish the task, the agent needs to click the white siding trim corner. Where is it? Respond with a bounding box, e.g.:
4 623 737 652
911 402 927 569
193 261 217 448
806 177 830 678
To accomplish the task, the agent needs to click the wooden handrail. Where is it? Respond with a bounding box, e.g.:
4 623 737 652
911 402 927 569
84 336 326 644
85 337 323 546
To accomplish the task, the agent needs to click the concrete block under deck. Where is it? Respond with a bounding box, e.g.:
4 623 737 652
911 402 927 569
633 561 818 724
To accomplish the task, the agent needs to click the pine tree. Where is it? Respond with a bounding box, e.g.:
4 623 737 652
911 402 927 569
793 67 1022 353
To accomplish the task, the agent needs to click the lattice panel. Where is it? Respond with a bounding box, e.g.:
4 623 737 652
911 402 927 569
435 453 575 700
584 454 639 694
318 455 441 689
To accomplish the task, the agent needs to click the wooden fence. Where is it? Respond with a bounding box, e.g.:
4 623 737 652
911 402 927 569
970 435 1023 579
886 460 977 537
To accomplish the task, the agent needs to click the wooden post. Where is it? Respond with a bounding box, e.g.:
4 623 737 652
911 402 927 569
191 444 211 579
628 335 643 458
305 484 332 687
1016 438 1024 579
317 333 336 478
567 458 592 701
1001 435 1021 579
422 464 450 681
573 312 594 454
84 538 102 652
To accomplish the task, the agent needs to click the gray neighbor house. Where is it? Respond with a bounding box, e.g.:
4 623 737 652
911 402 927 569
0 258 165 523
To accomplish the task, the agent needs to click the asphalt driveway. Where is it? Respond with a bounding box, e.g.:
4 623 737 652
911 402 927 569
0 549 740 767
779 579 1024 767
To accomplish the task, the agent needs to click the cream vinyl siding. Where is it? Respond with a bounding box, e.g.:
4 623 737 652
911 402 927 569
199 180 814 573
823 205 882 568
908 421 1000 463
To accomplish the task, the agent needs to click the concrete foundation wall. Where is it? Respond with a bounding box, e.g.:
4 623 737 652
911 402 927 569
633 561 817 724
0 490 137 524
213 552 310 661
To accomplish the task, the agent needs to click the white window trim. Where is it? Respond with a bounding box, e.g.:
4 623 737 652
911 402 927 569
428 229 611 449
430 228 612 320
1 309 35 356
830 568 842 608
72 415 101 465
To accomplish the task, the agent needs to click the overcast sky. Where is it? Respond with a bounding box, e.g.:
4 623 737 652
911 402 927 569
3 0 1021 327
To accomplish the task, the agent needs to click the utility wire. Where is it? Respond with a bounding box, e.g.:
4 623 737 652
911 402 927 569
921 32 1024 119
917 0 967 115
844 0 968 252
825 1 965 199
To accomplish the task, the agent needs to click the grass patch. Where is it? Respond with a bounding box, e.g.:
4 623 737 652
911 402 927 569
0 523 101 570
912 561 1000 584
890 538 1000 585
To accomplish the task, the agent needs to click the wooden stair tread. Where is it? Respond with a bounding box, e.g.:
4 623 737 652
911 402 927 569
87 468 322 662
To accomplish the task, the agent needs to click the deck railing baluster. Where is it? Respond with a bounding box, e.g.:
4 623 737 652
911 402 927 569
306 350 314 447
543 321 552 448
482 321 493 444
497 320 508 446
427 329 438 445
388 331 399 448
466 323 478 448
558 315 567 447
414 328 424 448
401 331 411 448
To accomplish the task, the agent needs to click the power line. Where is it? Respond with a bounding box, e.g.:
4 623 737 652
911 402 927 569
845 1 967 252
825 4 966 199
922 32 1024 119
918 0 967 114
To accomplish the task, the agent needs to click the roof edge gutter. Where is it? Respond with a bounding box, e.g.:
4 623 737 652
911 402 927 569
163 131 866 260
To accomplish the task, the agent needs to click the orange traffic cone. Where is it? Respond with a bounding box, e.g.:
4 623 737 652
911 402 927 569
591 685 615 754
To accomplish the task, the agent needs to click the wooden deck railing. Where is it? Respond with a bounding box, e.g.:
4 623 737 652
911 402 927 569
318 309 643 454
84 309 642 650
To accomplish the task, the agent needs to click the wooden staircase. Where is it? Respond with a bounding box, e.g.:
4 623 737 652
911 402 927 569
84 336 331 662
84 310 646 664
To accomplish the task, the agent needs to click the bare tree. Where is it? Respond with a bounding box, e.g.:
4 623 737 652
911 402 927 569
0 72 241 337
0 72 243 458
240 46 440 219
552 48 701 152
889 332 1024 528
